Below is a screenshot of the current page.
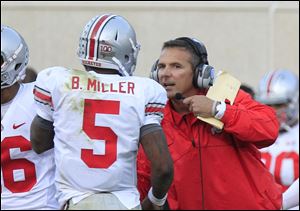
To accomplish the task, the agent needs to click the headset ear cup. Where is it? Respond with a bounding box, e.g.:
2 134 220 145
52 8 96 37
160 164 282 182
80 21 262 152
150 59 159 82
193 65 201 88
150 69 159 82
194 64 215 89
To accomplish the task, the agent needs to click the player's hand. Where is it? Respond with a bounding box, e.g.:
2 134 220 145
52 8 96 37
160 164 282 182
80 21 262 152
141 196 164 210
183 95 214 117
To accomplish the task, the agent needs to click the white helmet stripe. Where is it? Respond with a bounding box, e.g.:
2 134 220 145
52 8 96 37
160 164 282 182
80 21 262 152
94 15 116 60
83 16 100 60
266 71 276 96
86 15 105 60
87 14 115 60
78 14 139 76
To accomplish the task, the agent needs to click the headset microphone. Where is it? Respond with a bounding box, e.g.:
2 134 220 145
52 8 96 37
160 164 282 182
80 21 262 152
175 93 185 100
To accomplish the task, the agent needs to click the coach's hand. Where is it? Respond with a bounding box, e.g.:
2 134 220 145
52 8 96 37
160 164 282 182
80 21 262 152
183 95 215 117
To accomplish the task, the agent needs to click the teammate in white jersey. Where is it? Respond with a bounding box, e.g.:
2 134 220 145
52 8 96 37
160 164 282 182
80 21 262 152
30 14 174 210
1 25 59 209
256 70 299 193
283 178 299 210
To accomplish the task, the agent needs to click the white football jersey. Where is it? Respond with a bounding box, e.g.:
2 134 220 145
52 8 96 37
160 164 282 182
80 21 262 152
1 83 59 210
33 67 167 209
260 123 299 192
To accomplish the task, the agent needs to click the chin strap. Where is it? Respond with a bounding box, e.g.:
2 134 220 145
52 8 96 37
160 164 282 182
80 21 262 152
112 57 129 76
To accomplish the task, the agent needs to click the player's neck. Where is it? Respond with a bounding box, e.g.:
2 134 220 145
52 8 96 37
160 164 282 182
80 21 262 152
1 83 20 104
85 66 120 75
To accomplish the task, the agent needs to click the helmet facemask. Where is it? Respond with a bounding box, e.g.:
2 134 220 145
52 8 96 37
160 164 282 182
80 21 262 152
256 70 299 131
1 25 29 89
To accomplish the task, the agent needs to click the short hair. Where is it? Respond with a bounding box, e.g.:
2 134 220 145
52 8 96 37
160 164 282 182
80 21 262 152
162 39 200 70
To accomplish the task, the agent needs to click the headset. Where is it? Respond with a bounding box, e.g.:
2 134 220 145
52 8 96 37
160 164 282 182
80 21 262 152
150 37 215 89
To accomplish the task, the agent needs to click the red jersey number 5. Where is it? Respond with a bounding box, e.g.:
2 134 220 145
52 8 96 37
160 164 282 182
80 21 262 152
81 99 119 169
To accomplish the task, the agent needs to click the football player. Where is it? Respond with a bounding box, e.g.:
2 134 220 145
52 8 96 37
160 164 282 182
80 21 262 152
30 14 173 210
1 25 59 209
256 69 299 192
283 178 299 210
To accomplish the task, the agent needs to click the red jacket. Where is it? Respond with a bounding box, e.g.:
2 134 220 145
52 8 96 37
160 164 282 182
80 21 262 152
137 90 282 210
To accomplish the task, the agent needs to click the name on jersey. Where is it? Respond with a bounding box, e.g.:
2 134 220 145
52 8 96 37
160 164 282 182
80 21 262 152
71 76 135 94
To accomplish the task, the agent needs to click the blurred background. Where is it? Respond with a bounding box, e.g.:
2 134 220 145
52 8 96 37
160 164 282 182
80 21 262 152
1 1 299 90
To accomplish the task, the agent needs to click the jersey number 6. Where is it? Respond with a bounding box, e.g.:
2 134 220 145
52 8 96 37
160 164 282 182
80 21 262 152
1 136 37 193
